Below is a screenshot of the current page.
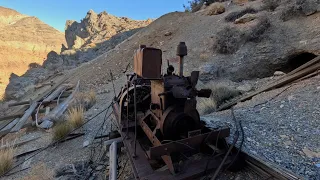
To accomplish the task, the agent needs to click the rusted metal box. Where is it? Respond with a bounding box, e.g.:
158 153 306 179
134 47 162 78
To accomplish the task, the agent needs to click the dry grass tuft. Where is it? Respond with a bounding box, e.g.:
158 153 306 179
197 81 242 115
52 121 72 141
0 141 15 176
197 98 217 115
73 90 97 110
67 106 85 128
225 7 257 22
87 89 97 107
22 163 54 180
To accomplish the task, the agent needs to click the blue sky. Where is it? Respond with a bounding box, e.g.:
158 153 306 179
0 0 189 32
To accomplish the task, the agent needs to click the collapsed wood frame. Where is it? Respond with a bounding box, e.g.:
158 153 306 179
0 82 79 136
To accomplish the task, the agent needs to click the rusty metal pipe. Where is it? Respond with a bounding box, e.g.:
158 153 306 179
109 141 118 180
179 56 184 77
133 74 137 157
176 42 187 77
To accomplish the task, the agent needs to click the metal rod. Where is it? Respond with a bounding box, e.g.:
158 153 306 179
110 70 116 98
179 56 184 76
126 75 130 139
133 74 137 157
109 141 118 180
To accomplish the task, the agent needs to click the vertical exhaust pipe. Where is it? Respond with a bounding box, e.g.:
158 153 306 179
176 42 187 77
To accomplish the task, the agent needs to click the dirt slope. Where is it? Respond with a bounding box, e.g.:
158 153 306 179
58 0 320 89
0 6 65 99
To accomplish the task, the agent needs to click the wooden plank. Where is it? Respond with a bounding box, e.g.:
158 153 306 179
280 56 320 79
43 85 67 103
11 102 38 132
0 114 23 121
0 122 32 137
39 81 80 129
218 62 320 111
0 118 20 132
8 101 30 107
0 136 40 150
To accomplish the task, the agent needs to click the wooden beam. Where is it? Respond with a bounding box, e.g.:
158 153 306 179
0 136 40 150
218 62 320 111
11 102 38 132
8 101 30 107
43 85 67 103
39 81 80 129
0 114 23 121
0 118 20 132
280 56 320 79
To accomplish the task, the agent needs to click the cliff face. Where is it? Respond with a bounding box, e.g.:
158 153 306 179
0 6 65 98
4 9 152 100
64 9 152 49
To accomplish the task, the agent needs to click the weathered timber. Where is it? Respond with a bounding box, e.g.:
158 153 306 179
280 56 320 79
39 81 80 129
0 114 23 121
0 136 40 150
0 118 19 132
218 62 320 111
0 122 33 137
43 85 67 103
8 101 30 107
11 102 38 132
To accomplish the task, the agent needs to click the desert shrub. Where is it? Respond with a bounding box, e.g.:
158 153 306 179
197 98 217 115
247 17 271 42
262 0 279 11
67 106 85 128
22 163 54 180
225 7 257 22
197 81 242 115
52 122 72 141
0 143 15 176
215 27 245 54
72 90 96 110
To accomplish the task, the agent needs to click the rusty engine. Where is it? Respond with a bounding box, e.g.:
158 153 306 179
112 42 237 179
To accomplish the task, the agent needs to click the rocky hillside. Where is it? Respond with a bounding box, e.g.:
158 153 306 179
65 9 152 49
4 9 152 100
0 6 65 99
1 1 320 180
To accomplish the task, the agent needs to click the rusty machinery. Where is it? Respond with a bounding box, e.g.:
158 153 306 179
112 42 239 179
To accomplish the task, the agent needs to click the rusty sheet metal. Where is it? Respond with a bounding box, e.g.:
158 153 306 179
134 46 162 79
148 128 230 159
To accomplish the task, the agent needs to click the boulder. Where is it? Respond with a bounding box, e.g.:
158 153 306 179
43 51 64 70
300 0 319 16
5 73 34 100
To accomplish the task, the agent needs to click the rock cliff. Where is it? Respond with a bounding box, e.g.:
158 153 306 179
0 6 65 99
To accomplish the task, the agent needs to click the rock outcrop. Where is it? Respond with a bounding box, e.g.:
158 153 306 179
0 6 65 99
4 9 152 100
64 10 152 49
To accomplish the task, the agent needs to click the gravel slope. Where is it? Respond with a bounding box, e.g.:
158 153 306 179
202 75 320 180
